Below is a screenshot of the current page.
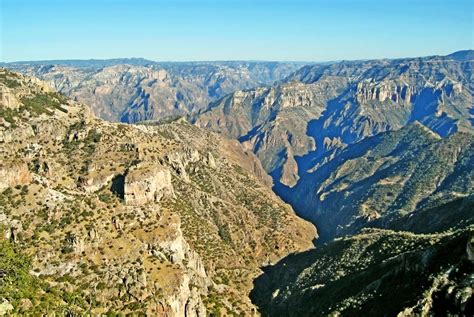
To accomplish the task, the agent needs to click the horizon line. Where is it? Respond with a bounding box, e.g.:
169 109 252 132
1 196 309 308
2 49 472 65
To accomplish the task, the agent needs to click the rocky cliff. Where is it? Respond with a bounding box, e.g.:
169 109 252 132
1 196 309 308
0 161 31 191
124 162 175 206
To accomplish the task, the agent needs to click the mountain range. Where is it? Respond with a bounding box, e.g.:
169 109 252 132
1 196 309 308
4 61 305 123
194 51 474 239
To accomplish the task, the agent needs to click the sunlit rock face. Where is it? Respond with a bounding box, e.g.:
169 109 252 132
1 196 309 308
124 163 174 206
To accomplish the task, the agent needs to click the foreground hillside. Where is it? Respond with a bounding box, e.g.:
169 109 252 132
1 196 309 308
0 69 315 315
5 61 304 123
251 226 474 316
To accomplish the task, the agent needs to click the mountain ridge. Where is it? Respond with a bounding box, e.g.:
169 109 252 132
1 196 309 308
194 50 473 222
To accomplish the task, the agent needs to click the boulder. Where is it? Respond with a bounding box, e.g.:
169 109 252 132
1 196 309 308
207 152 217 168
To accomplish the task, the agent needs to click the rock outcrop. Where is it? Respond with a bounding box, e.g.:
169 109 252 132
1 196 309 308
124 163 174 206
355 80 415 104
78 173 116 193
0 161 31 191
164 147 201 183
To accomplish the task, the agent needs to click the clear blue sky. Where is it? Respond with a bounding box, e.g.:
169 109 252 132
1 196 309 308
1 0 472 62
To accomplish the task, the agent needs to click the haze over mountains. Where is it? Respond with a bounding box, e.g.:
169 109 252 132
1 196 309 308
1 50 473 316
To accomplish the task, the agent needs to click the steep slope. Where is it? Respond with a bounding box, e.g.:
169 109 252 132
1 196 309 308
5 61 305 123
242 117 474 317
0 69 315 315
280 123 474 240
374 196 474 234
195 51 474 188
248 120 474 316
251 226 474 316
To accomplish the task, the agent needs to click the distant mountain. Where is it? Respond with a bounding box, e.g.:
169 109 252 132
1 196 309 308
194 51 474 240
4 60 306 122
448 50 474 62
195 51 473 188
1 57 157 68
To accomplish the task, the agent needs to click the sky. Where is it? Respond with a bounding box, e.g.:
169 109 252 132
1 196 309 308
0 0 473 62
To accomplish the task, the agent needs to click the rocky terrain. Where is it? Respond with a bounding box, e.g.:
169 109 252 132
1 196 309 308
4 60 305 123
0 69 315 315
195 50 473 189
282 123 474 240
1 50 473 316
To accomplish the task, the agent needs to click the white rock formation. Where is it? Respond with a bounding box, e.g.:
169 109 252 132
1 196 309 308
124 162 174 205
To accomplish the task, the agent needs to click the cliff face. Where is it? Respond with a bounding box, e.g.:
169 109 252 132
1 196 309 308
0 161 31 191
124 163 174 206
0 69 315 315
